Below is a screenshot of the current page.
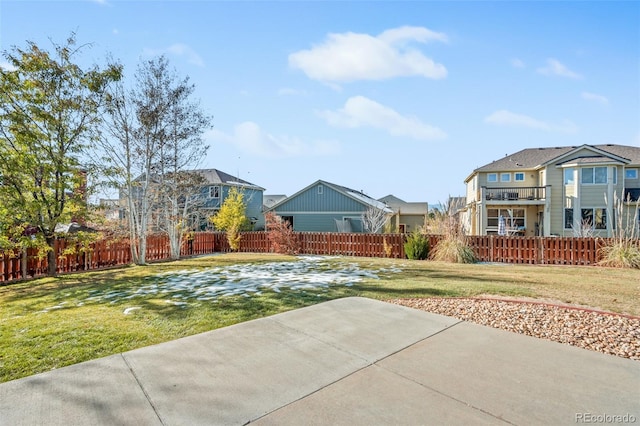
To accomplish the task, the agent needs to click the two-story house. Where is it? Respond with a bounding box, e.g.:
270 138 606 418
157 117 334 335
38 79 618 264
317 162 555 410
192 169 265 231
463 144 640 237
124 168 265 232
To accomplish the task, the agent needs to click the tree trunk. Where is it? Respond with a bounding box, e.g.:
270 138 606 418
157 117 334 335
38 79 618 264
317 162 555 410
21 250 28 279
46 236 57 276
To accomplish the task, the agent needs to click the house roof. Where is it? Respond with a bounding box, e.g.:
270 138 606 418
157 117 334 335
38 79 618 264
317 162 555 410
378 195 428 215
556 156 626 166
194 168 265 191
131 168 265 191
266 179 393 213
466 144 640 182
378 194 406 204
263 194 287 209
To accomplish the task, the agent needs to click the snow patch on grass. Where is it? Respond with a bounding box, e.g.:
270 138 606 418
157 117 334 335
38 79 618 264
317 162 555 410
101 256 398 312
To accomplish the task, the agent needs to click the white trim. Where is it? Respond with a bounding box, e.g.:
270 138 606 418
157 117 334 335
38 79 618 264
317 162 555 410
544 144 631 167
500 173 511 182
581 166 608 185
625 168 638 179
487 173 498 183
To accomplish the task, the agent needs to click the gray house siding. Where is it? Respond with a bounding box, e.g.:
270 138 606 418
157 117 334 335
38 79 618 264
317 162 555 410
275 183 366 212
269 181 383 232
202 185 264 230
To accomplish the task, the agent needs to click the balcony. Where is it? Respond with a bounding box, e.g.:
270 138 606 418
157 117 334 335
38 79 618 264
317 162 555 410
624 188 640 202
482 186 547 202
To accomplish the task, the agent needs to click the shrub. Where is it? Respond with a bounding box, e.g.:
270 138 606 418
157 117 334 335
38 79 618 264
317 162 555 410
404 231 429 260
598 240 640 269
426 198 477 263
382 237 393 258
430 235 477 263
598 192 640 269
210 187 248 251
265 212 301 255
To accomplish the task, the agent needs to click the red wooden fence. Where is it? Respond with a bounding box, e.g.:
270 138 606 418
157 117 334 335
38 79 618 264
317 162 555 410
0 232 633 284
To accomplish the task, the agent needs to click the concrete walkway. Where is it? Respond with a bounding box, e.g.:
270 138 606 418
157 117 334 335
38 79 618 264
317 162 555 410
1 297 638 425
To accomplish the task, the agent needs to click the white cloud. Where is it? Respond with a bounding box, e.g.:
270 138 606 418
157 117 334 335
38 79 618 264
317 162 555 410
581 91 609 105
289 25 448 83
318 96 447 140
484 110 578 133
142 43 204 67
511 58 525 68
537 58 583 79
206 122 340 158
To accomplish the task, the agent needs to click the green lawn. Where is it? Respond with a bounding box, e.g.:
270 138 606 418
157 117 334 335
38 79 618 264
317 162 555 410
1 253 638 383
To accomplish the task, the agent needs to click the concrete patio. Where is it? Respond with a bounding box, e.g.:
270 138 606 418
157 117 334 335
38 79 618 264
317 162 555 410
1 297 638 425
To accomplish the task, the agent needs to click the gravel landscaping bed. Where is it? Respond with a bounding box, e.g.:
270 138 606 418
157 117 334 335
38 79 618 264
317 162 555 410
389 298 640 361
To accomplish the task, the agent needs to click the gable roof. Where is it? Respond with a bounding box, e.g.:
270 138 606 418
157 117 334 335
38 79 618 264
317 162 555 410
131 168 265 191
263 194 287 209
467 144 640 182
378 195 428 214
378 194 406 204
266 179 392 213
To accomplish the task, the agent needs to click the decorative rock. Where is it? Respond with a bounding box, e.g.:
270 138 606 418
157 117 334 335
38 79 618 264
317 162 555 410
389 298 640 361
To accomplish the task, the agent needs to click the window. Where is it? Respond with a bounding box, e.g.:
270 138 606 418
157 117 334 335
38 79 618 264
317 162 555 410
514 172 525 182
581 167 607 184
564 208 573 229
487 208 525 229
487 173 497 183
581 208 607 229
317 185 323 195
564 168 575 185
209 186 220 198
500 173 511 182
626 169 638 180
281 216 294 228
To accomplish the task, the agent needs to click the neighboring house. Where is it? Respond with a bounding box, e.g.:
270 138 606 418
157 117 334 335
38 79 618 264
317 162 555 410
192 169 265 231
99 198 125 222
377 195 428 233
123 168 265 231
265 180 392 233
263 194 288 210
463 144 640 237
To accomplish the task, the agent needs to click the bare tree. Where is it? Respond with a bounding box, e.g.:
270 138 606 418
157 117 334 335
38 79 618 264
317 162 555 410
156 64 212 259
100 76 145 263
100 56 211 263
361 206 389 233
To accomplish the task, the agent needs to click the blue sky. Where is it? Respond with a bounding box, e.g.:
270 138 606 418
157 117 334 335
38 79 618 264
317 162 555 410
1 1 639 204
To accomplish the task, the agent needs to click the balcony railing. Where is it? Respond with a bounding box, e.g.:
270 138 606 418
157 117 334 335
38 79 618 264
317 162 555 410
483 186 546 201
624 188 640 202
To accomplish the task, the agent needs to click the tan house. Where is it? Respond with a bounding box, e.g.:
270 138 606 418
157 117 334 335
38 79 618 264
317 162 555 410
462 144 640 237
378 195 428 233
